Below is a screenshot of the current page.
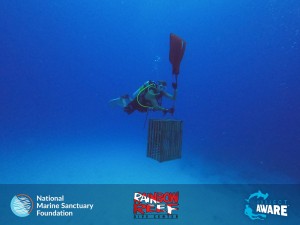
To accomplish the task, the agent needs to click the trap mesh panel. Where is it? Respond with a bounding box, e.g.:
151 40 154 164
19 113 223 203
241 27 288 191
147 119 183 162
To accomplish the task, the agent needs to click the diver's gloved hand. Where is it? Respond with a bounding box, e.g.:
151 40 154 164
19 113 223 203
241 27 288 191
172 82 177 90
163 107 175 115
168 107 175 115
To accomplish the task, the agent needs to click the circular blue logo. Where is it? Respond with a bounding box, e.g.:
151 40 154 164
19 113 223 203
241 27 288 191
244 190 268 220
11 194 34 217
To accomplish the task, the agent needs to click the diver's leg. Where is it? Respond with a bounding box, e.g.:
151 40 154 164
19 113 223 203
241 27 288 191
120 94 131 107
109 95 130 108
121 98 128 107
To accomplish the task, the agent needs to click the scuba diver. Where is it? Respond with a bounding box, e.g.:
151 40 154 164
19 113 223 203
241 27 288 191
110 80 177 115
110 33 186 116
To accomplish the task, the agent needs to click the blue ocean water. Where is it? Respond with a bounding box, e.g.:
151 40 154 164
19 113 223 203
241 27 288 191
0 0 299 184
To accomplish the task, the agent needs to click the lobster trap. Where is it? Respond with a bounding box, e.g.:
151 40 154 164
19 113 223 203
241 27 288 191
147 119 183 162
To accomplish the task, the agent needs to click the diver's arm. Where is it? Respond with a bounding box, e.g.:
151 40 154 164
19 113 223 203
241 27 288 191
147 93 174 114
162 89 177 100
147 89 172 111
149 98 167 111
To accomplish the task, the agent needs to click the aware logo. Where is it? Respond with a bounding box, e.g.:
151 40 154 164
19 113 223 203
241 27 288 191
11 194 34 217
244 190 288 220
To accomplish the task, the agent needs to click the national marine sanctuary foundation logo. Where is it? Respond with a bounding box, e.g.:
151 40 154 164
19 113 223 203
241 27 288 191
244 190 289 220
11 194 34 217
11 194 94 217
133 192 179 219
